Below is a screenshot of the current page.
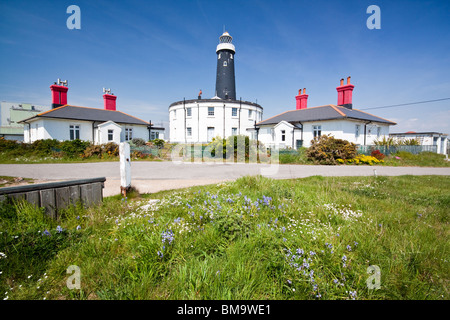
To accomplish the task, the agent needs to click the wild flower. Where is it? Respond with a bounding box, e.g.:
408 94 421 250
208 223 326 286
296 249 304 255
161 230 175 245
56 226 63 233
76 225 81 230
157 251 163 258
0 252 7 259
349 290 357 300
43 229 51 236
346 245 352 251
342 255 347 268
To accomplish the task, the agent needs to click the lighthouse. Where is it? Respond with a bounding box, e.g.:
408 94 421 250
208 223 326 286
215 32 236 100
169 31 262 143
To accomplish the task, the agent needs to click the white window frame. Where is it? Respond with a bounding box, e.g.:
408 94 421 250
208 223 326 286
208 107 214 116
355 124 360 138
223 61 228 67
108 129 114 142
232 107 237 117
248 109 253 119
186 107 192 117
281 130 286 142
125 127 133 141
232 127 237 136
313 125 322 138
69 124 80 140
186 127 192 137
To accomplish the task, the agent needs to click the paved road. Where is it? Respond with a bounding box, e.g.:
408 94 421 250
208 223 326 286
1 161 449 196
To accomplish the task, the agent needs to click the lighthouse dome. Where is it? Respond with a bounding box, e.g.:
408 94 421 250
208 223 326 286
216 31 235 53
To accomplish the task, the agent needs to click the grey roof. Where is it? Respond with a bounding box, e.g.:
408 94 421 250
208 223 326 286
257 105 396 126
19 105 150 126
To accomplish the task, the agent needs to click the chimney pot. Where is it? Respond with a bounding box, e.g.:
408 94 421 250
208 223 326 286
340 78 344 86
347 76 351 84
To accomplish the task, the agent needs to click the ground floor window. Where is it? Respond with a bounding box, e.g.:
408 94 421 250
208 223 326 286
281 130 286 142
232 127 237 135
186 127 192 137
355 124 360 138
69 125 80 140
108 129 114 141
125 128 133 141
313 125 322 138
150 131 160 140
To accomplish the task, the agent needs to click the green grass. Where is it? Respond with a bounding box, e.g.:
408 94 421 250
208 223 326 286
0 176 34 187
1 175 449 300
381 152 450 167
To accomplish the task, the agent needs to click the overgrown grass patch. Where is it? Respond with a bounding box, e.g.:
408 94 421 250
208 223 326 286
1 175 448 300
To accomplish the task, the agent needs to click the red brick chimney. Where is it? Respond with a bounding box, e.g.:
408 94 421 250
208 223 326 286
336 76 354 109
50 79 68 109
295 88 308 109
103 89 117 111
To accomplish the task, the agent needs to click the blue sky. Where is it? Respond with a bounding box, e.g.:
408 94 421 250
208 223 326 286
1 0 449 134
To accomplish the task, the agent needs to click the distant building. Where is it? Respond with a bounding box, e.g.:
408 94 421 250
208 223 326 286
0 101 51 140
169 31 263 143
20 81 164 144
253 77 397 149
389 131 448 154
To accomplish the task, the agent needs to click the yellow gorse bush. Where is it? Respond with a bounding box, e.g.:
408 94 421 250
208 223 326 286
337 154 384 165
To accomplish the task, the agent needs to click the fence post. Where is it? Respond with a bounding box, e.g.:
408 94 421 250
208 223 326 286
120 142 131 197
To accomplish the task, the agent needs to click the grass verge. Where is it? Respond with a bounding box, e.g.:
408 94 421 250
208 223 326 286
1 175 449 300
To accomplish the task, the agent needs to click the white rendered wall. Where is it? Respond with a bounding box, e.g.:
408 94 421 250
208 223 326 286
257 119 392 149
169 101 263 143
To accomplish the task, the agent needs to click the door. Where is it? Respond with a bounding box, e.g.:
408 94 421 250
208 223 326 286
207 127 215 142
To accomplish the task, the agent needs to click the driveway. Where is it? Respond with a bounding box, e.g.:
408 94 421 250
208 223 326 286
0 161 449 196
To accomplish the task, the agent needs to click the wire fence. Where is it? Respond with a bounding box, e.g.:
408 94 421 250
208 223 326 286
357 145 437 156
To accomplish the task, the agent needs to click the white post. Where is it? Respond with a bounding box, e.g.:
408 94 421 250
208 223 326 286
119 142 131 196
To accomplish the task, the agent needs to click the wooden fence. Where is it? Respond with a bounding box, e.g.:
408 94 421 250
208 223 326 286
0 177 106 219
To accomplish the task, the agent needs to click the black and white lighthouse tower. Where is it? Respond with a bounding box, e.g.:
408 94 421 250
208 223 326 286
169 30 263 143
215 31 236 100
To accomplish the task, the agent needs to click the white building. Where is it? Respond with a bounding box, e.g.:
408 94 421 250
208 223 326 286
253 77 397 149
389 131 448 154
169 31 263 143
20 81 164 144
169 98 262 143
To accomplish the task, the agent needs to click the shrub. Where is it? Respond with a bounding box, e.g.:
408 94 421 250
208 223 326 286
306 135 357 165
401 138 420 146
344 154 384 165
31 139 62 156
83 145 103 158
102 142 119 156
374 136 398 147
371 149 385 160
60 139 91 158
0 138 21 151
153 139 165 149
131 138 146 147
